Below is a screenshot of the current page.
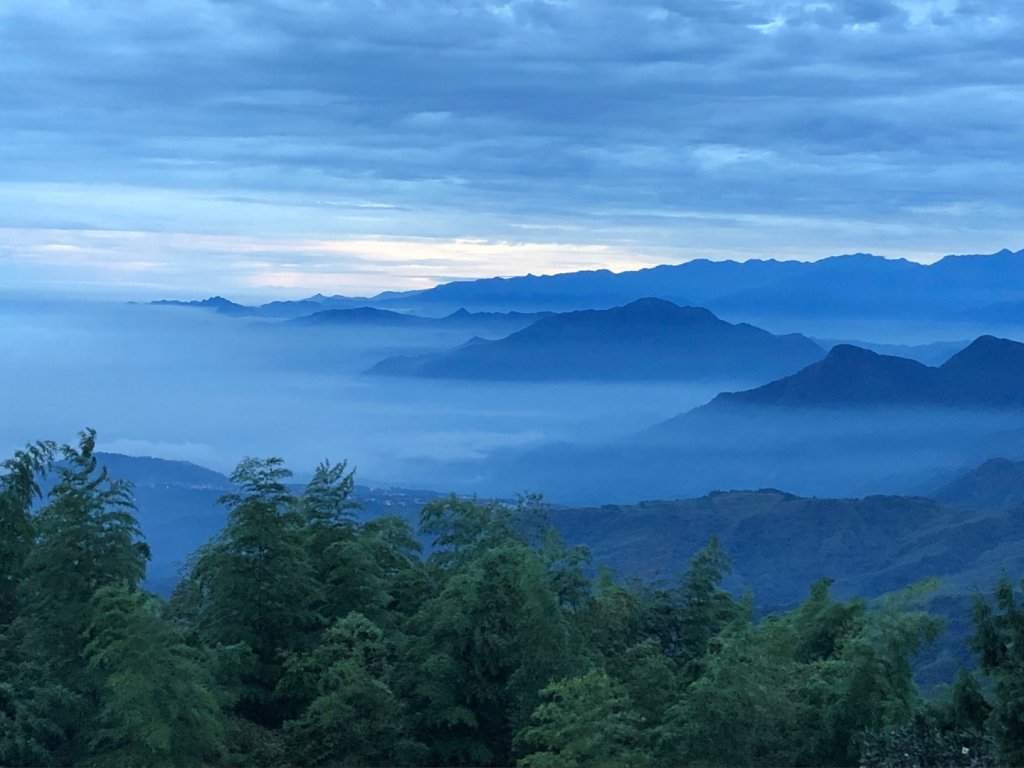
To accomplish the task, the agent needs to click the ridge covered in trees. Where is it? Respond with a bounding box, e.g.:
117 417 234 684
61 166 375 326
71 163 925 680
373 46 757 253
1 432 1021 767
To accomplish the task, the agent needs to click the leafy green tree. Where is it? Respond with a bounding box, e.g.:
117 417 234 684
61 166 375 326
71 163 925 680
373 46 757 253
668 610 820 767
0 672 80 768
576 568 647 663
278 612 424 766
514 669 647 768
298 460 358 582
609 639 681 762
17 430 149 684
639 537 740 677
418 494 516 572
83 585 225 766
183 457 317 726
300 460 358 533
2 432 151 764
0 441 54 627
946 669 992 735
0 442 64 766
790 578 865 663
970 575 1024 764
404 542 577 766
822 583 943 763
667 579 941 767
315 514 426 630
858 705 998 768
511 494 592 613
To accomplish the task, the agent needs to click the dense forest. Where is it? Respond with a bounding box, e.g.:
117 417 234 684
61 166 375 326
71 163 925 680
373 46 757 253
2 432 1023 767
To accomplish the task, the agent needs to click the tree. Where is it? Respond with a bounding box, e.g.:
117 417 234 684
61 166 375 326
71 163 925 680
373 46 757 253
84 585 225 766
3 432 150 764
17 430 149 683
970 575 1024 764
514 669 647 768
318 514 427 629
298 460 358 581
667 579 942 767
404 543 577 766
278 613 424 766
0 672 79 768
576 568 647 663
0 441 54 627
822 583 942 763
183 457 317 726
639 537 740 677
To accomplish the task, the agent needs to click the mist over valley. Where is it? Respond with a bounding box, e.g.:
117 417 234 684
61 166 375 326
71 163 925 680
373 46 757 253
5 249 1023 506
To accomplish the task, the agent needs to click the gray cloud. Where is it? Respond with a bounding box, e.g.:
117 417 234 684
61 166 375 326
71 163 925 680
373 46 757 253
1 0 1022 295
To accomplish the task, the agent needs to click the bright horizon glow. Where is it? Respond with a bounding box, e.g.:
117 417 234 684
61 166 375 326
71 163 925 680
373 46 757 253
3 223 1012 303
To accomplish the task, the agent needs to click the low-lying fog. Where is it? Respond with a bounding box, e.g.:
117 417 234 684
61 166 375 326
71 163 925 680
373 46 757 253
0 297 732 489
4 295 1021 505
445 406 1024 505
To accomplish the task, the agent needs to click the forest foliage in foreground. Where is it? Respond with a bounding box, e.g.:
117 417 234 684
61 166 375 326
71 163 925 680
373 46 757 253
2 432 1024 767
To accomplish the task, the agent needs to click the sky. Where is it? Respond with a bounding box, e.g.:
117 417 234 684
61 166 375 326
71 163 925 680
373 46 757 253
1 0 1022 300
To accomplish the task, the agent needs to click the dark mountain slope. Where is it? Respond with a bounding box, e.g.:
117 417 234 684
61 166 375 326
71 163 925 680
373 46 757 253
94 452 229 488
938 335 1024 405
368 298 824 381
707 335 1024 410
930 458 1024 512
711 345 942 407
550 489 1024 686
550 490 1023 607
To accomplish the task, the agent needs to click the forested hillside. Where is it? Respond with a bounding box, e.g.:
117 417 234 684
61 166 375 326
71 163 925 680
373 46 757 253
3 433 1023 767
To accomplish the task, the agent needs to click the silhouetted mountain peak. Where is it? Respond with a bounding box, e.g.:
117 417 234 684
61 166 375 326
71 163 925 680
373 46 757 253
93 452 231 489
369 300 824 381
706 334 1024 410
150 296 252 315
822 343 883 363
941 335 1023 370
615 297 717 320
811 344 932 382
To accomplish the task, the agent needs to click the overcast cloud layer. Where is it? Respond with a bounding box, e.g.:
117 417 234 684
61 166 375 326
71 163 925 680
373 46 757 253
1 0 1022 298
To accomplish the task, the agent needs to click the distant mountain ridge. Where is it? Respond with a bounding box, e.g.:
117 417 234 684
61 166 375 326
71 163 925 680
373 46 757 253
289 306 547 333
706 335 1024 409
150 294 365 319
147 249 1024 329
367 298 825 381
368 249 1024 321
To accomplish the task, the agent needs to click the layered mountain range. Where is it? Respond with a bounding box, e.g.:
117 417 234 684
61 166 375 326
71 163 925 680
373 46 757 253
150 249 1024 332
704 335 1024 409
368 298 825 382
